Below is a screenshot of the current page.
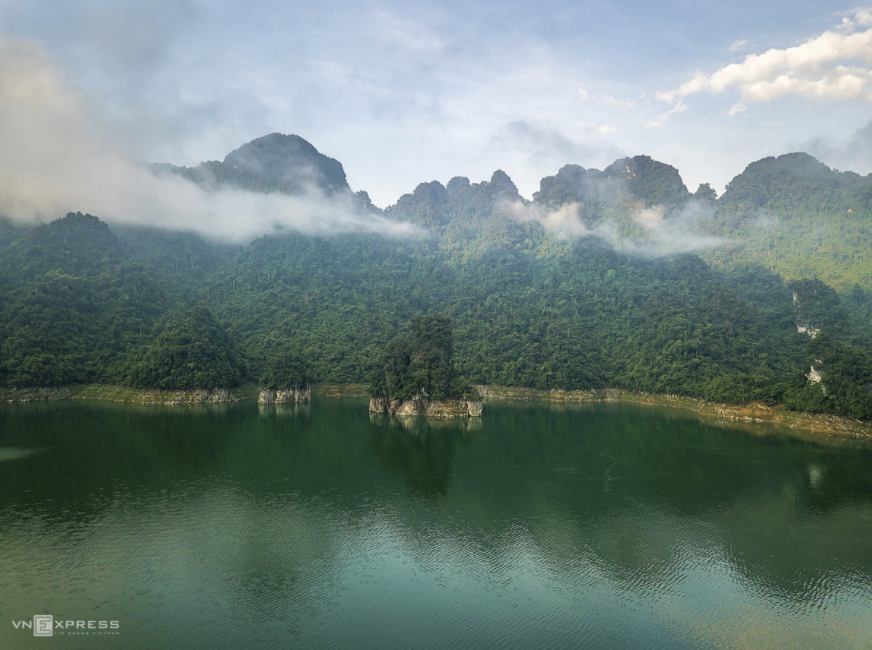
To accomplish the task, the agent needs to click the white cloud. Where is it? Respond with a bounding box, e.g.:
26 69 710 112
493 120 623 172
502 193 731 255
622 201 732 256
631 206 664 230
372 10 444 53
838 9 872 29
646 100 688 128
600 95 636 108
0 36 418 242
502 200 588 238
576 89 635 108
804 118 872 175
657 10 872 105
729 39 747 52
579 121 620 137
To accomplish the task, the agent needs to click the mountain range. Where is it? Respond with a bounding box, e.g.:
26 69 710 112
154 133 872 296
1 133 870 419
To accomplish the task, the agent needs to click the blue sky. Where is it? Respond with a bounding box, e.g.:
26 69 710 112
1 0 870 206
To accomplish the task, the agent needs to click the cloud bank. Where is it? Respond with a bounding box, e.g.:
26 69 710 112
0 36 417 242
502 197 731 256
502 201 590 239
657 10 872 114
805 118 872 174
624 202 732 256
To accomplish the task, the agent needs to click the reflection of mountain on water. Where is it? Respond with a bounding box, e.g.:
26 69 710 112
367 413 478 497
182 491 341 641
446 402 872 604
258 402 311 420
0 447 44 462
368 412 481 433
1 397 871 641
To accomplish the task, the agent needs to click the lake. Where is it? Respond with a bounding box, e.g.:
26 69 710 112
1 398 871 649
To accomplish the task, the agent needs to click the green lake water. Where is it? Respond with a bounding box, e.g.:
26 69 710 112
1 398 871 649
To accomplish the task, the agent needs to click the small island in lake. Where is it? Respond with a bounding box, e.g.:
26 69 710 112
369 315 482 418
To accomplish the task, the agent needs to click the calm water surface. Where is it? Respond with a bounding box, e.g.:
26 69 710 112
1 398 871 649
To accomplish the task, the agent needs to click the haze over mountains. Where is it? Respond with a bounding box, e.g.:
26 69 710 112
155 134 352 197
144 133 872 294
1 132 871 420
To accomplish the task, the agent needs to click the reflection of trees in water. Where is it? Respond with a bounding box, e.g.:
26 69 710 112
0 401 233 525
2 398 872 615
368 412 480 433
0 400 362 643
367 413 477 498
190 493 342 642
0 400 319 525
0 485 344 644
439 402 872 604
258 403 311 420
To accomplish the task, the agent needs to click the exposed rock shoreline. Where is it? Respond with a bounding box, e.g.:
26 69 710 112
0 385 247 405
369 396 483 418
3 384 870 441
118 388 245 405
258 388 311 404
0 387 73 402
475 385 872 441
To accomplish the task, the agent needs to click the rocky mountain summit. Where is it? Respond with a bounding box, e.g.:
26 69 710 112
156 133 350 196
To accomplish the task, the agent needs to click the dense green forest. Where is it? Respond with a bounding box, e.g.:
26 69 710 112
369 315 476 403
1 134 871 419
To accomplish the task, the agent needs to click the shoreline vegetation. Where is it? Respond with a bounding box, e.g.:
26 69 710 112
5 143 872 441
6 154 872 429
1 383 870 440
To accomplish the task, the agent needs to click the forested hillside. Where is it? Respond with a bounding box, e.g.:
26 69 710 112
1 135 870 419
704 153 872 296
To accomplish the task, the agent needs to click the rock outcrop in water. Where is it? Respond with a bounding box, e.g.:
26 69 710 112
257 350 313 405
368 315 481 419
258 388 311 404
369 397 482 418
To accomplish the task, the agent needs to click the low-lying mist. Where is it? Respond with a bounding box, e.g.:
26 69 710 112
502 196 732 256
0 36 418 242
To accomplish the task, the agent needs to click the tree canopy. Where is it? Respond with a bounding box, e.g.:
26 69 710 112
259 349 313 390
2 139 872 421
370 315 475 402
128 307 244 390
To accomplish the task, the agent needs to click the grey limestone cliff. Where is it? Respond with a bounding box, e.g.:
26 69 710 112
369 396 482 418
258 388 312 404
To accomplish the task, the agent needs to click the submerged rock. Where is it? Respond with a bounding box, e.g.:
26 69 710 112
369 397 482 418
